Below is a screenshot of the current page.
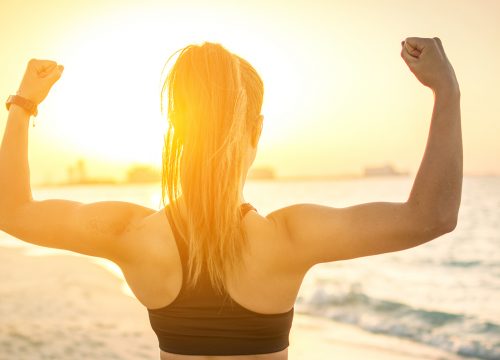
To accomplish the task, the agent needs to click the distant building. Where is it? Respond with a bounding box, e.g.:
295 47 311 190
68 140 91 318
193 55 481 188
76 159 87 182
363 164 408 177
247 167 276 180
126 165 161 183
66 166 75 183
67 159 87 183
64 159 116 185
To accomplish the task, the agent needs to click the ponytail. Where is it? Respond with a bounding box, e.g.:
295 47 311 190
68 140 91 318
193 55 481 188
161 42 264 292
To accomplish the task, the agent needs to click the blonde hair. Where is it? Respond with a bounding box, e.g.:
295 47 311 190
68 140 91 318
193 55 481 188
161 42 264 293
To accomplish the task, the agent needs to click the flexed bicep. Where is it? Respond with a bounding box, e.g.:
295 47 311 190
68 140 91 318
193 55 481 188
269 201 454 269
2 200 156 262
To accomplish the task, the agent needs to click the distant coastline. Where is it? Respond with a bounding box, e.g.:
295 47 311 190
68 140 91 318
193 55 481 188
32 160 497 188
33 173 499 188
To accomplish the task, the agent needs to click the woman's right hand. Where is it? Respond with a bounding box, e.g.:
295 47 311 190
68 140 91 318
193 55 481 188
401 37 459 95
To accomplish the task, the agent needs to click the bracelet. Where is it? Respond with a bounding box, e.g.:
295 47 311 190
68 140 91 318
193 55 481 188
5 95 38 127
5 94 38 115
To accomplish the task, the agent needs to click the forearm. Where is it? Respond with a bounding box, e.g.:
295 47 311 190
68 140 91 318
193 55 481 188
0 104 33 216
407 87 462 228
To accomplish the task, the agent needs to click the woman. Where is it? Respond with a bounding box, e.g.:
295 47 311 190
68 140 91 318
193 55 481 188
0 37 461 359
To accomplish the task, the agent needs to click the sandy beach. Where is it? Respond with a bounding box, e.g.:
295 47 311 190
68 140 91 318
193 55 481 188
0 246 472 360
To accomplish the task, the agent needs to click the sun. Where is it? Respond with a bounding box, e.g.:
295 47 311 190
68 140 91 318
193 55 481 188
46 11 174 166
42 4 331 174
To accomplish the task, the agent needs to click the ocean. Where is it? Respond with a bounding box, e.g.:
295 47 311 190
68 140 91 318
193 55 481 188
1 176 499 359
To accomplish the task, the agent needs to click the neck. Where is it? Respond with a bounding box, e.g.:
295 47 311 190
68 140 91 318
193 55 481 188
174 182 247 215
239 171 248 204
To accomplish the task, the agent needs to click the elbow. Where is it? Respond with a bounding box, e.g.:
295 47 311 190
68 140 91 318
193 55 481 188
427 212 458 238
436 215 458 234
416 217 457 244
408 202 458 240
0 202 30 232
435 205 460 235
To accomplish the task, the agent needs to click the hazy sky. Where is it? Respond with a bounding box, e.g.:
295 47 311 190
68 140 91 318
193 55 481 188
1 0 499 184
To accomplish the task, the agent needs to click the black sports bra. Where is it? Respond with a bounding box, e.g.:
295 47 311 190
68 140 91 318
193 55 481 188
147 203 294 356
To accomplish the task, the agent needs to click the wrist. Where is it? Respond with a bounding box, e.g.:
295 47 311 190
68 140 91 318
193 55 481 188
6 94 38 117
433 83 461 101
8 103 32 118
7 104 33 129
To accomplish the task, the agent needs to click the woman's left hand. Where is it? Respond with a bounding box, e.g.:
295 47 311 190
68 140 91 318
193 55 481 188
16 59 64 105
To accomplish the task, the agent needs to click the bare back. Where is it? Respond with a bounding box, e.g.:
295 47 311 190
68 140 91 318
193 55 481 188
118 207 306 360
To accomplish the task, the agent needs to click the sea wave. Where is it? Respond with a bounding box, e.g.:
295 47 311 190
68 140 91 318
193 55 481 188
297 284 500 360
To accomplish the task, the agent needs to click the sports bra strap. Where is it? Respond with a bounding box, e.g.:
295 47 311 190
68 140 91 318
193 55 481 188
240 202 256 217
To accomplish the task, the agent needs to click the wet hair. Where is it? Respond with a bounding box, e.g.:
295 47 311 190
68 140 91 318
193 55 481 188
161 42 264 292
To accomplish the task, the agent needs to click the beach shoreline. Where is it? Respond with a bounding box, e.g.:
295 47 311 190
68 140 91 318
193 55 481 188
0 246 474 359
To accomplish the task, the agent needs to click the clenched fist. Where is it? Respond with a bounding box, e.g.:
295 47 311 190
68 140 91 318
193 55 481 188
17 59 64 105
401 37 459 95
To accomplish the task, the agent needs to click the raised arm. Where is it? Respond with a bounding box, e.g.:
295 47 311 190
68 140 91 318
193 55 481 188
269 37 462 269
403 38 461 226
0 60 155 262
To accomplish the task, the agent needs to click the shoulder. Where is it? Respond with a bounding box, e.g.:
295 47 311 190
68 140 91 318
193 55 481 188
119 207 174 264
261 205 310 271
265 203 310 241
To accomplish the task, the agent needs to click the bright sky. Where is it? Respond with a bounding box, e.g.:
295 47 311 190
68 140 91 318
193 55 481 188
1 0 499 184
